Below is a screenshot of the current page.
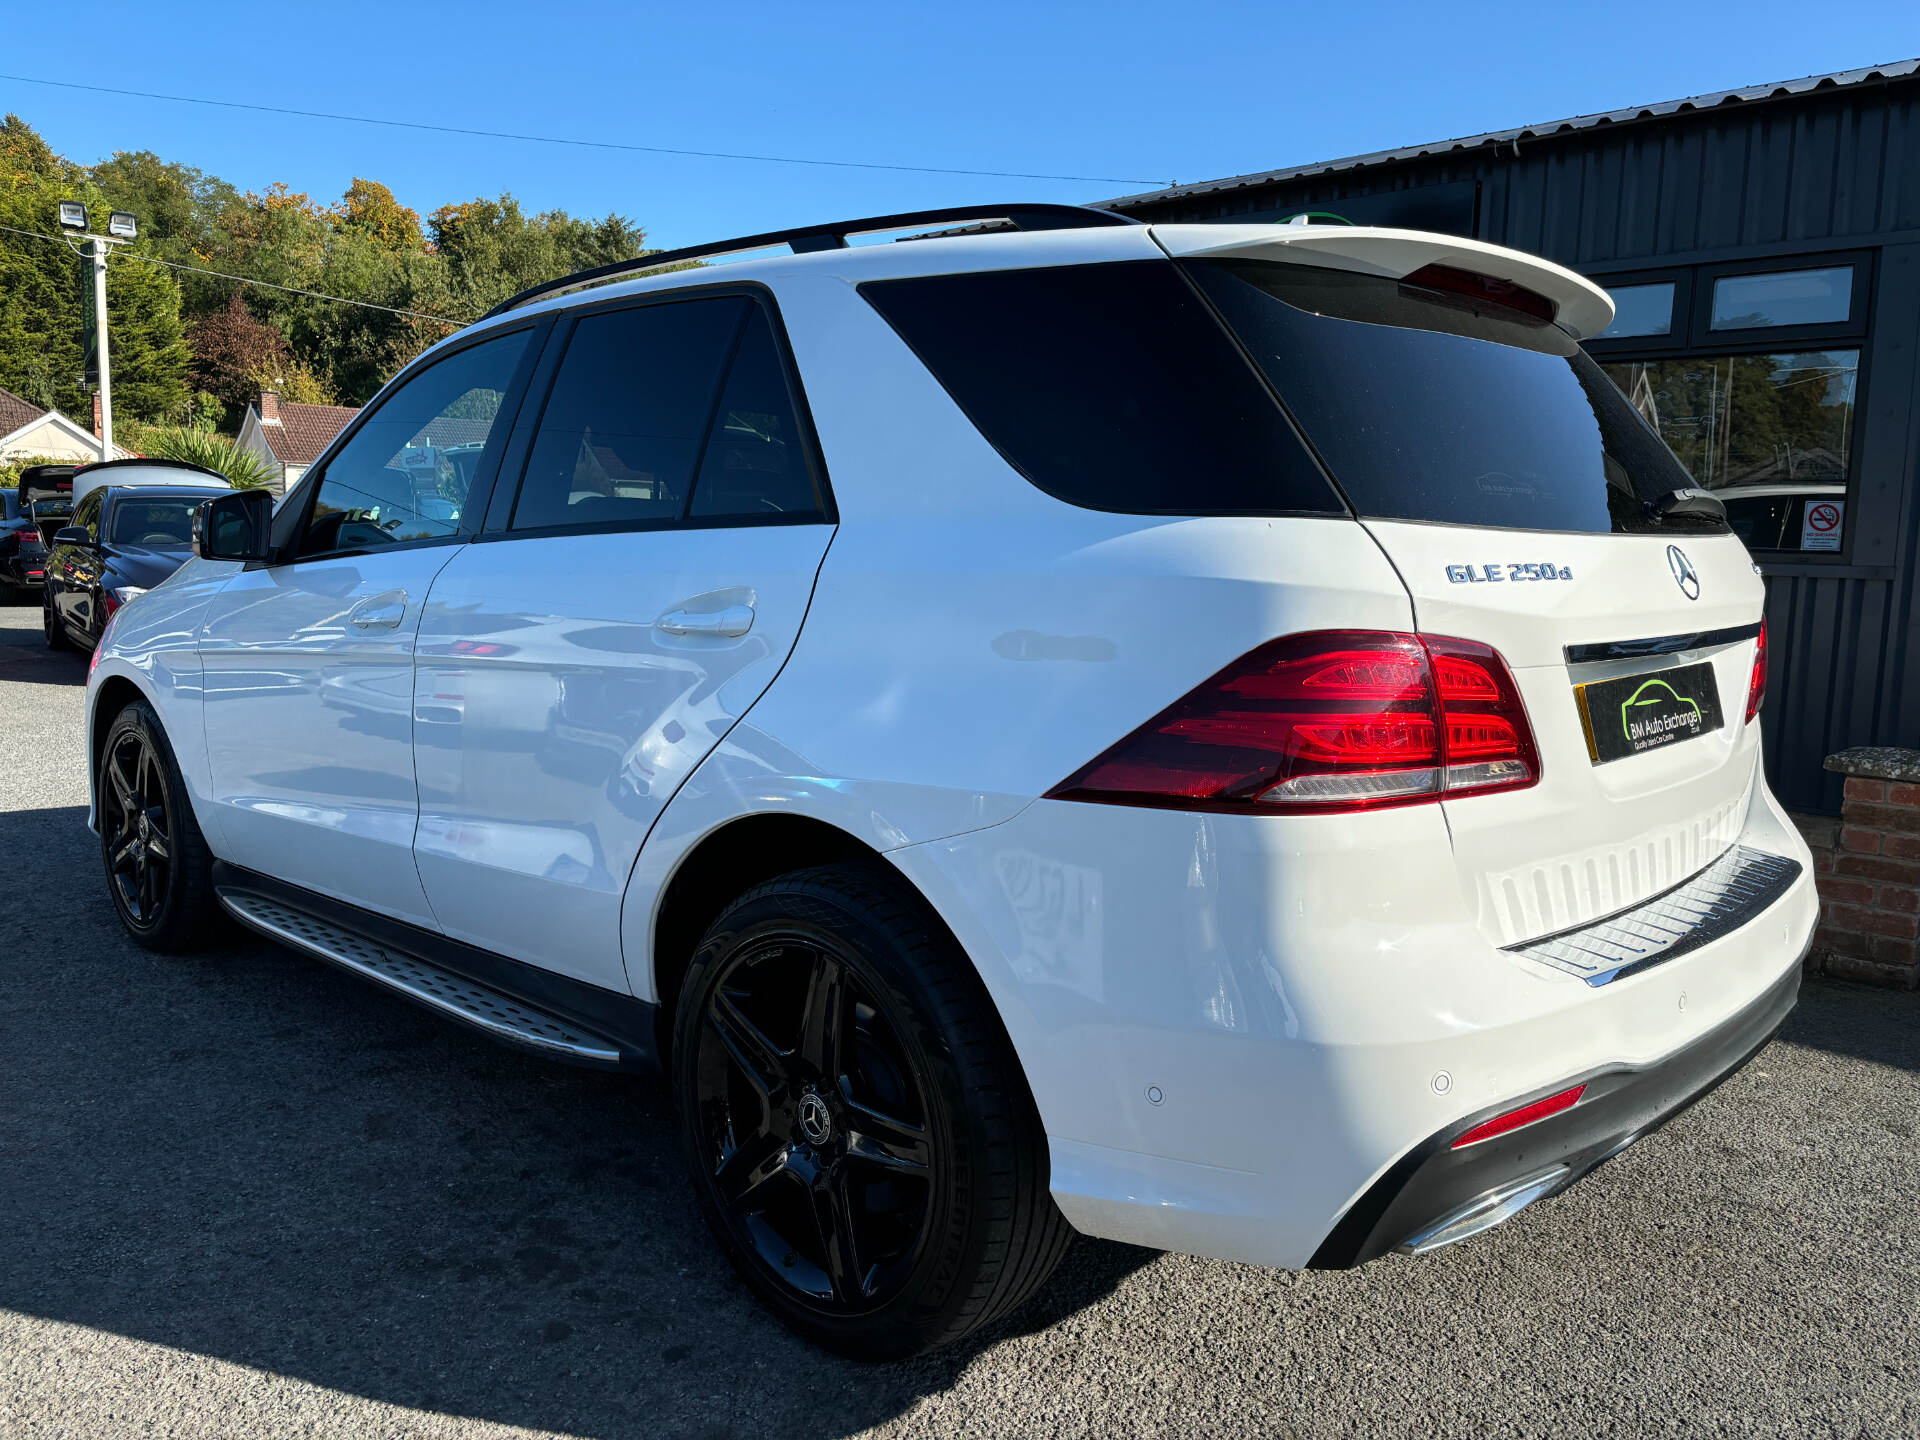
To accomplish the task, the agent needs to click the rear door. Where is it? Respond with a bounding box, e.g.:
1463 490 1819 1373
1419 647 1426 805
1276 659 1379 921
411 289 835 991
1190 253 1767 945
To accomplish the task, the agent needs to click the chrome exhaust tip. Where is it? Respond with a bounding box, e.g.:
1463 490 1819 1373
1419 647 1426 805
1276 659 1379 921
1395 1165 1571 1255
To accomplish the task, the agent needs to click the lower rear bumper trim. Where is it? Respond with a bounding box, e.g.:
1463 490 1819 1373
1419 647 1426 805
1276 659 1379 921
1309 961 1802 1269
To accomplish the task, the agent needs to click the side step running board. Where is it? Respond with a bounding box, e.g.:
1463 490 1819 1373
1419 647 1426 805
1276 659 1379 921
219 890 626 1067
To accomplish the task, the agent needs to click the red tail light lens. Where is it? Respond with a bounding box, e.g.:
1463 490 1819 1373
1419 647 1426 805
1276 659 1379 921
1046 630 1539 815
1744 616 1768 724
1451 1083 1586 1149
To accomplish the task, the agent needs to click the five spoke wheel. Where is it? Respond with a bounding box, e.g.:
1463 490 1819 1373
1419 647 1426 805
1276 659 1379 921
101 728 173 928
693 936 934 1312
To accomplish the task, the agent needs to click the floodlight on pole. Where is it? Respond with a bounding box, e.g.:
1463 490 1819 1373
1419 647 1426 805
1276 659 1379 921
107 211 137 239
57 201 87 230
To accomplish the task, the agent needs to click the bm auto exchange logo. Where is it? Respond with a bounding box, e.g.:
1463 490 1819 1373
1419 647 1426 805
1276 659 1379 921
1620 678 1703 743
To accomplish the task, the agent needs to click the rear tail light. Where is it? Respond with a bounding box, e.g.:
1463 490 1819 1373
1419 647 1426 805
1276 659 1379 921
1046 630 1539 815
1451 1083 1586 1149
1744 616 1768 724
101 590 120 620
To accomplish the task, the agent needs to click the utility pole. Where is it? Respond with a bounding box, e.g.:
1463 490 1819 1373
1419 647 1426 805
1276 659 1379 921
88 237 112 459
57 203 138 461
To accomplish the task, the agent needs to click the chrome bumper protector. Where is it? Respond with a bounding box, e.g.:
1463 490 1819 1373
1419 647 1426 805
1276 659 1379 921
1507 844 1802 987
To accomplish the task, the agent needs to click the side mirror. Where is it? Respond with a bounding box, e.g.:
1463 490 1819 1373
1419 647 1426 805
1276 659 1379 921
193 489 273 563
53 526 92 546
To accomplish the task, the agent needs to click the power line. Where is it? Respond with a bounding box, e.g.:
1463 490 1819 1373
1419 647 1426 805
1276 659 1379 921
0 73 1174 187
0 222 468 326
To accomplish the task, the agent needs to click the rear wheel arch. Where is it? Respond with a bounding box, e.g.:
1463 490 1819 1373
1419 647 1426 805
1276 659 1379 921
649 813 878 1054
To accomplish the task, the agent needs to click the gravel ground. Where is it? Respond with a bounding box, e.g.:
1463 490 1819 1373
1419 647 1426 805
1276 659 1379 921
1 597 1916 1439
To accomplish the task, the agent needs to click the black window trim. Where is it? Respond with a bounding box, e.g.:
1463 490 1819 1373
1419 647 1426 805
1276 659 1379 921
477 278 837 545
266 317 551 569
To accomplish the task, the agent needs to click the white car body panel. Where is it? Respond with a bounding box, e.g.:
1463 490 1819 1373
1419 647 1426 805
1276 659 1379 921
411 524 835 991
197 548 466 930
888 771 1813 1266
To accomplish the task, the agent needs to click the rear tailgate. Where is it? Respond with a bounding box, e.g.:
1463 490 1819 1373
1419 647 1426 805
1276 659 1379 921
1365 522 1764 944
1171 226 1771 945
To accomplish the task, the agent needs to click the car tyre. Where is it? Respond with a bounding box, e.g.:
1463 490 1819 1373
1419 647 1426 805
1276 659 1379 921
43 589 71 649
98 700 220 953
673 862 1072 1360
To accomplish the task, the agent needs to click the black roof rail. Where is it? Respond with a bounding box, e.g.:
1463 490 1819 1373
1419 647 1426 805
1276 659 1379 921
479 203 1141 321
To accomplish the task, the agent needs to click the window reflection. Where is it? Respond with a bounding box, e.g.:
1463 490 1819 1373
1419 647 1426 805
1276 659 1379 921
1598 282 1674 339
1602 350 1857 550
1710 267 1852 331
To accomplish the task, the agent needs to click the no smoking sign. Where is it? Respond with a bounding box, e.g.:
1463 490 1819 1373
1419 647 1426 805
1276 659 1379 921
1801 498 1844 551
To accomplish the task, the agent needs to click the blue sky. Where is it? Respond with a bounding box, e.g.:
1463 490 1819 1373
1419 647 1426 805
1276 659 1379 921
4 1 1915 249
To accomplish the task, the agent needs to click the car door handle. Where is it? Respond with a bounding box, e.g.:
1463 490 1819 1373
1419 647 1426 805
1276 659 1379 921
656 603 755 638
347 590 408 630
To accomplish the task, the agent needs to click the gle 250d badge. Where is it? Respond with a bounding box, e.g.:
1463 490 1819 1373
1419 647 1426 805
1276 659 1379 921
1446 561 1574 584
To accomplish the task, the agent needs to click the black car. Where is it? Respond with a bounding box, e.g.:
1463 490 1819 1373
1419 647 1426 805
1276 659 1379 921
1 485 49 601
43 472 233 652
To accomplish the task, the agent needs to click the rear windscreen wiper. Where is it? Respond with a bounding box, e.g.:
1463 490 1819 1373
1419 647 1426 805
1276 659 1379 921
1646 486 1727 526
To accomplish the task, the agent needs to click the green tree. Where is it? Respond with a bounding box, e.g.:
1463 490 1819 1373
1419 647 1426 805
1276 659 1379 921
0 116 191 423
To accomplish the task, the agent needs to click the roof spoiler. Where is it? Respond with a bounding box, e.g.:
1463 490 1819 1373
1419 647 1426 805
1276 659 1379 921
1152 225 1615 340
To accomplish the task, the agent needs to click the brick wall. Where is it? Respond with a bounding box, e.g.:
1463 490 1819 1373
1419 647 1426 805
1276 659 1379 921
1806 748 1920 990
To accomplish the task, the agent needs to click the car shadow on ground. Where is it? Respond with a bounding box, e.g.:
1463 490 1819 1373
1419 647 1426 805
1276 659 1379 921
0 803 1155 1438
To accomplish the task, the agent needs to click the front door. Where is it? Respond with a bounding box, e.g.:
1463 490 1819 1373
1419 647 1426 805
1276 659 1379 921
198 327 538 926
410 291 836 990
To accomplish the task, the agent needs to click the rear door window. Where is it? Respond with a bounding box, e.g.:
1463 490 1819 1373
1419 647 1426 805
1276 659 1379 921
860 261 1343 517
510 297 746 532
687 305 826 520
1188 259 1716 536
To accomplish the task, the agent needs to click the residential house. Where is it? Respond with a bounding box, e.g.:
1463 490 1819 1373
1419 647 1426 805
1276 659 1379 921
0 386 131 464
236 391 360 495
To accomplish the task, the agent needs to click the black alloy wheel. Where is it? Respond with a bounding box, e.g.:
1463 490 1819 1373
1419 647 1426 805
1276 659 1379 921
694 931 937 1314
101 726 174 928
97 702 218 952
674 864 1072 1359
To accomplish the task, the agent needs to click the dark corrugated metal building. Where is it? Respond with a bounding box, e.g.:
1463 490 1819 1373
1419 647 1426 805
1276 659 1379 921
1106 60 1920 814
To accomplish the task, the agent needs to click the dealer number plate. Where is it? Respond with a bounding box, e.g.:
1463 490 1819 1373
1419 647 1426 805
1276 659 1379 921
1574 661 1725 765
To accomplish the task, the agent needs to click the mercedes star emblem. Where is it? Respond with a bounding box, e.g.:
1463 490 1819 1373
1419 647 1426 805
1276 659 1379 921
1667 544 1700 601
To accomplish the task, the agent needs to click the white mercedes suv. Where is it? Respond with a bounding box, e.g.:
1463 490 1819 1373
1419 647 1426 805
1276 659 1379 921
85 204 1816 1358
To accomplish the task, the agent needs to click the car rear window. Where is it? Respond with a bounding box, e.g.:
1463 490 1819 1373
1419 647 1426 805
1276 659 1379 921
859 261 1343 517
1187 259 1719 536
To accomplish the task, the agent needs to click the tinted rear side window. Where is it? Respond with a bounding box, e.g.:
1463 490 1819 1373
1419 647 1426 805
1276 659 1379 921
688 305 825 520
513 297 746 532
1188 260 1714 535
860 262 1342 517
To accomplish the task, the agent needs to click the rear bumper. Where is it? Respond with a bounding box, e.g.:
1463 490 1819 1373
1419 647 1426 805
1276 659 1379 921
887 768 1818 1268
1309 960 1800 1267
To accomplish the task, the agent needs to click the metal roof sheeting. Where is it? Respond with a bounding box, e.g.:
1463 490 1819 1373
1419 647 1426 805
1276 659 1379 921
1104 59 1920 210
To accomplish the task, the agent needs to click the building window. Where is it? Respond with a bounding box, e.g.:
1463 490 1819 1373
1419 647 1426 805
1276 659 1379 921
1709 266 1853 331
1597 282 1675 339
1600 351 1857 551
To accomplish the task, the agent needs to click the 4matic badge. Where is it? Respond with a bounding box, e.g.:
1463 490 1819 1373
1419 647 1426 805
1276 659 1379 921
1445 561 1574 584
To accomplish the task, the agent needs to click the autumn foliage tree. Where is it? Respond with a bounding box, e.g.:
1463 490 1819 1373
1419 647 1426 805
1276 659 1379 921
186 295 292 417
0 114 654 419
